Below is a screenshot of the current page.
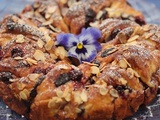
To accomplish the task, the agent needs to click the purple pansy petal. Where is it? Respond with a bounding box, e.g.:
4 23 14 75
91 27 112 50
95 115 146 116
78 27 101 44
80 45 97 62
92 42 102 52
68 46 80 60
55 33 78 49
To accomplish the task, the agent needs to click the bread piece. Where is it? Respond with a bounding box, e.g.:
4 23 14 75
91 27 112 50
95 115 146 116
0 0 159 120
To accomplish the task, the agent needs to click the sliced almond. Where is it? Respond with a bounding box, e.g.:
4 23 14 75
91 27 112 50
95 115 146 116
50 53 58 59
28 73 40 82
14 56 23 60
45 13 51 19
56 89 63 98
33 50 46 62
37 39 45 48
16 34 25 43
142 25 150 32
127 68 134 79
26 58 37 65
118 59 128 69
73 91 83 104
110 88 119 98
19 89 29 100
91 66 100 75
80 90 88 102
96 10 103 20
144 32 154 39
48 97 63 108
127 35 139 43
55 46 68 59
45 39 54 51
119 78 127 85
75 108 82 113
99 86 108 95
47 6 57 14
64 93 71 102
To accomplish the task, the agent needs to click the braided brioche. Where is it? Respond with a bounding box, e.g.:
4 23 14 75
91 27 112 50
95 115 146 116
0 0 159 120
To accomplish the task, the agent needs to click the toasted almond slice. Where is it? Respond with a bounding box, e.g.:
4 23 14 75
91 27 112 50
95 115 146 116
14 56 23 60
16 34 25 43
127 35 139 43
110 89 119 98
45 39 54 51
33 50 46 62
26 58 37 65
99 86 108 95
28 73 40 82
47 6 57 14
37 39 45 48
119 78 127 85
48 97 63 108
118 59 128 69
19 89 29 100
80 90 88 102
56 89 63 98
91 66 100 75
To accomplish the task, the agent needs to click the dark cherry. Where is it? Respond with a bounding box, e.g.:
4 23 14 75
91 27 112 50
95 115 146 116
85 8 96 28
54 70 83 87
11 48 24 58
69 70 83 81
54 73 70 87
0 72 13 84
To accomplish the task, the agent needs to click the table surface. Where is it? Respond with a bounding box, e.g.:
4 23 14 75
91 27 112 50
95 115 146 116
0 0 160 120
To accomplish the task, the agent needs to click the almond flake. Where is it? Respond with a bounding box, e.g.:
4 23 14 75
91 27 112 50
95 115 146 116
73 91 83 104
91 66 100 75
19 89 29 100
48 97 63 108
56 89 63 98
50 53 58 59
127 35 139 43
55 46 68 59
47 6 57 14
16 34 25 43
80 90 88 102
75 108 82 113
110 89 119 98
28 73 40 82
118 59 128 69
99 86 108 95
127 68 134 79
45 39 54 51
33 50 46 62
14 56 23 60
64 93 71 102
37 39 45 48
119 78 127 85
26 58 37 65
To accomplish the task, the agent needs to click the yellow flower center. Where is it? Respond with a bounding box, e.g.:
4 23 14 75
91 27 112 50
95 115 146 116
77 43 83 49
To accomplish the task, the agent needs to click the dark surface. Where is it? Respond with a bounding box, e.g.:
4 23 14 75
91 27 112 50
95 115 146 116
0 0 160 120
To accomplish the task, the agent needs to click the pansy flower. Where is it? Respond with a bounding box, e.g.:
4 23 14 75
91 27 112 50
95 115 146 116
55 27 102 63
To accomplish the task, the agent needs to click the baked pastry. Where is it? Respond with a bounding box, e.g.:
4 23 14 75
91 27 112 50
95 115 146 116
0 0 159 120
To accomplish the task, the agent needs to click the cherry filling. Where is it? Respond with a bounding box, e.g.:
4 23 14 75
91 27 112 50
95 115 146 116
85 8 96 28
54 70 83 87
0 72 13 84
11 48 24 58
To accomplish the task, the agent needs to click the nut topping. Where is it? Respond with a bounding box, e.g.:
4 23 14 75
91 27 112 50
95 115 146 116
33 50 46 62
